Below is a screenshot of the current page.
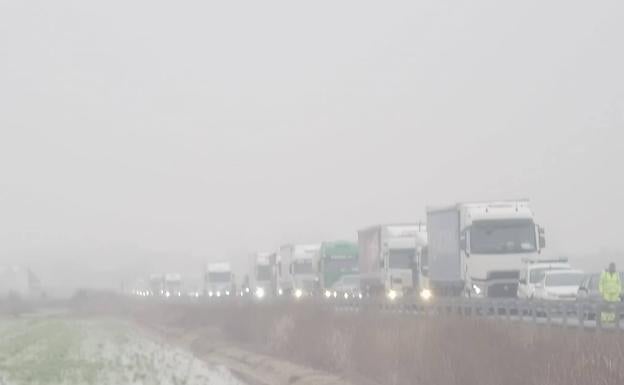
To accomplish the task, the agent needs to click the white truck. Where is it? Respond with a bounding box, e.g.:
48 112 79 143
148 274 165 296
358 223 427 299
205 262 235 297
278 244 321 298
426 200 546 298
249 252 277 299
164 273 183 297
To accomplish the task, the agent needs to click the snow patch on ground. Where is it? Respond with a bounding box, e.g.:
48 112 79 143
0 317 245 385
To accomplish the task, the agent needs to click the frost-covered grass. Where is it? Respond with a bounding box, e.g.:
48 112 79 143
0 317 243 385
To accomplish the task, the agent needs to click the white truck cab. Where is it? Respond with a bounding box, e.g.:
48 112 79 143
279 244 321 298
358 223 427 299
517 258 571 299
205 262 234 298
427 200 546 298
249 252 276 299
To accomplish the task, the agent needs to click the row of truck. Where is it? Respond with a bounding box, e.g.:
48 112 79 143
244 199 546 300
140 199 551 301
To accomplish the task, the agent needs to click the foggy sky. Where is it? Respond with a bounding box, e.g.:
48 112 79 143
1 1 623 291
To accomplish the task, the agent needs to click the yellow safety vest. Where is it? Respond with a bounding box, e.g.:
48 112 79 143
599 272 622 302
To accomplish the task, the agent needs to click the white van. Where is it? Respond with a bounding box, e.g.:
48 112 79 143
517 258 571 299
534 269 585 301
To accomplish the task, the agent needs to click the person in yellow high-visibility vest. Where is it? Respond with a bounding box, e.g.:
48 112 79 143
599 262 622 324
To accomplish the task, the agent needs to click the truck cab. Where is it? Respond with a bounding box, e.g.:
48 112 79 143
249 252 276 299
148 274 165 296
318 241 359 297
359 223 427 299
517 258 571 299
427 200 546 298
279 244 321 298
461 201 545 297
164 273 182 298
205 262 234 298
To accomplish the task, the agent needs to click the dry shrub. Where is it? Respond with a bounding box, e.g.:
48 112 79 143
211 302 624 385
68 293 624 385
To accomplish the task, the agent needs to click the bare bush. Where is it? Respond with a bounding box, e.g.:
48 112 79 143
212 302 624 385
71 294 624 385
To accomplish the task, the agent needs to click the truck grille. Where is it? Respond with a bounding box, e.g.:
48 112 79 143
488 282 518 298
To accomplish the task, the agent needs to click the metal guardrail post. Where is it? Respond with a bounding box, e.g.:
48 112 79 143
546 302 552 326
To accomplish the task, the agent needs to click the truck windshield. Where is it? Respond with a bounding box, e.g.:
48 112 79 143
545 273 585 287
389 249 413 269
208 272 231 283
293 261 314 274
257 265 272 281
470 219 536 254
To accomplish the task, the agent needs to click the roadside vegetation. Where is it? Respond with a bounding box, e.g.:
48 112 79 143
98 294 624 385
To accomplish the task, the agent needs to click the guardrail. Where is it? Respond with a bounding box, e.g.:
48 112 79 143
335 298 624 332
126 291 624 331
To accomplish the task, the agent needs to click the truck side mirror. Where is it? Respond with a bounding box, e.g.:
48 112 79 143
538 226 546 249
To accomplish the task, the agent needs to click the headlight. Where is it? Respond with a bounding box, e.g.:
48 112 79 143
245 287 250 293
387 290 398 301
324 290 332 298
420 289 432 301
208 291 214 297
216 291 221 297
278 288 283 296
165 291 171 298
358 293 363 299
333 291 337 298
225 290 230 296
255 287 265 299
294 289 303 299
344 292 349 299
472 284 483 296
